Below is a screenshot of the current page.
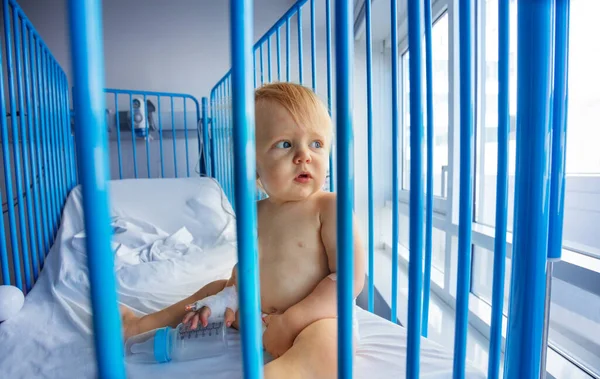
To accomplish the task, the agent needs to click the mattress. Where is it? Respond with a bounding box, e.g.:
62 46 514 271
0 177 485 378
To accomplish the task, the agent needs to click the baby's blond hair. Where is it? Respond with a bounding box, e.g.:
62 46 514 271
254 82 333 145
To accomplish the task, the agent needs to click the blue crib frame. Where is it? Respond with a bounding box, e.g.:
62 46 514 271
0 0 572 378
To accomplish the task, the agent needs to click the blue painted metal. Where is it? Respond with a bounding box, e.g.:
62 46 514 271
67 0 126 377
230 0 264 377
202 97 213 177
286 19 291 81
63 74 76 188
158 95 165 177
326 0 333 192
2 0 26 291
129 94 138 178
276 28 281 80
365 0 374 313
453 0 475 376
407 0 425 376
114 94 123 179
390 0 399 323
310 0 316 92
54 63 68 201
548 0 570 261
297 6 303 84
335 0 354 377
488 0 510 376
183 98 190 176
422 0 434 338
144 93 152 177
60 71 73 191
259 43 264 85
13 10 37 287
170 96 178 178
504 0 554 377
190 96 205 176
267 37 272 82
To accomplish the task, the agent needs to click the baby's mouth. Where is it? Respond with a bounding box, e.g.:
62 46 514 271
295 172 312 183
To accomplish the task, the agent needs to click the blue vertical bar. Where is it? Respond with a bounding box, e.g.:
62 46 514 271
297 6 303 84
267 37 272 83
60 73 73 190
171 96 178 178
22 20 42 278
453 0 475 376
192 97 205 176
488 0 510 377
54 63 68 200
326 0 333 192
259 44 264 85
157 96 165 178
13 11 35 289
129 94 138 178
365 0 374 313
215 88 221 184
3 1 25 291
114 94 123 179
29 31 49 262
67 0 126 377
335 0 354 377
253 50 257 88
227 78 233 200
45 51 59 229
422 0 434 338
548 0 569 262
390 0 399 323
286 19 291 81
310 0 316 92
407 0 424 376
143 94 152 177
504 1 554 377
230 0 264 377
63 75 76 188
202 97 213 176
276 28 281 80
48 62 62 203
183 98 190 177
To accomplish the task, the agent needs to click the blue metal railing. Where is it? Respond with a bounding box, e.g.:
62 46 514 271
0 0 76 291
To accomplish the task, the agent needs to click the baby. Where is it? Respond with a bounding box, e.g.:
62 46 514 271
121 82 365 379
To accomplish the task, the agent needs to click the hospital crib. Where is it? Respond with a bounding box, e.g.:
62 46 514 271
0 0 571 378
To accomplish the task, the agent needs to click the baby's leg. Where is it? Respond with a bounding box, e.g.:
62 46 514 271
120 279 227 340
264 318 355 379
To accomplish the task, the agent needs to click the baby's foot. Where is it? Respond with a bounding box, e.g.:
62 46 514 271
120 305 142 341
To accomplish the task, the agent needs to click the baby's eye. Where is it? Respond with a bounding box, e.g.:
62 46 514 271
310 141 322 149
275 141 292 149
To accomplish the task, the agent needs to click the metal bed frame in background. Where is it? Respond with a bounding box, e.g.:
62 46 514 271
0 0 571 378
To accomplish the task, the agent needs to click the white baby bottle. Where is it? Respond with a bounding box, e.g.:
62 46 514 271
124 320 229 364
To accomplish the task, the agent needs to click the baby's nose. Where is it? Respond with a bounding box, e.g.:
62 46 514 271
294 149 311 164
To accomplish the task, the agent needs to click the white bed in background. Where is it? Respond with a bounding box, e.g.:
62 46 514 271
0 177 484 378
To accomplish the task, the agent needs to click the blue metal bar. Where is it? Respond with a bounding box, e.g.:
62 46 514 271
63 75 76 189
43 50 58 234
171 96 178 178
67 0 126 377
267 37 272 82
129 94 138 178
157 96 165 178
114 94 123 179
286 19 291 81
183 98 190 177
22 20 42 278
407 0 425 376
13 10 36 288
48 61 62 206
422 0 434 338
365 0 374 314
29 31 49 263
504 1 554 377
310 0 316 92
326 0 333 192
254 51 257 88
548 0 569 262
202 97 213 176
297 6 303 84
227 78 233 200
230 0 264 376
3 1 26 291
60 73 73 190
453 0 475 376
144 93 152 177
56 64 70 196
259 43 264 85
390 0 399 323
276 28 281 80
190 96 204 176
105 88 201 100
218 86 224 186
335 0 354 377
488 0 510 376
53 63 67 202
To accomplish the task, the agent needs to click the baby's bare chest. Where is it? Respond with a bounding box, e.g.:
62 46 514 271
258 210 323 259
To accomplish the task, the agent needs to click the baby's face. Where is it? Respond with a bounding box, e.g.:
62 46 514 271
255 101 330 202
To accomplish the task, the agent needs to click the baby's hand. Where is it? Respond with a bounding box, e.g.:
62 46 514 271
262 314 296 358
182 306 237 329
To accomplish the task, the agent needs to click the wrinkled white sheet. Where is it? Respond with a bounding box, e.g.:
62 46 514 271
0 177 484 378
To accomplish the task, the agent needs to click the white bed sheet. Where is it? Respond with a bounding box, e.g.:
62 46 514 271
0 177 484 378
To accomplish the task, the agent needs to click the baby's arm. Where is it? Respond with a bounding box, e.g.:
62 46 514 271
280 194 366 339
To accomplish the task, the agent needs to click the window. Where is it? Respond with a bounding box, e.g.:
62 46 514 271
401 12 449 198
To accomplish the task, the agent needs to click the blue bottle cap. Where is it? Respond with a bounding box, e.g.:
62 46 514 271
153 326 172 363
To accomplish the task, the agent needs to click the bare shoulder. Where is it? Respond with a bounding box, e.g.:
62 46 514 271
314 191 336 221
